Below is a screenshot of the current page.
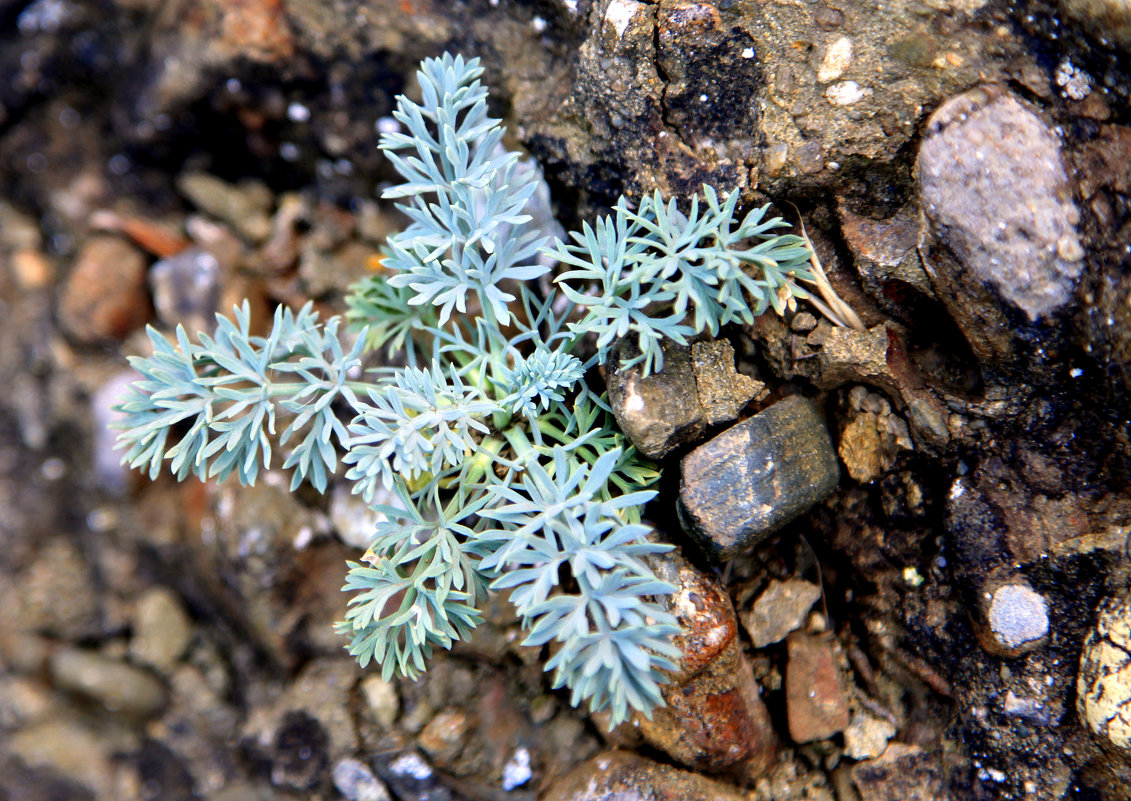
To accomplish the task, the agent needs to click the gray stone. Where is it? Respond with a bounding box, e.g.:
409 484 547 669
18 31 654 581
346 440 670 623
606 338 705 460
679 397 839 560
742 578 822 648
49 646 167 719
917 85 1083 370
148 247 221 334
987 583 1049 653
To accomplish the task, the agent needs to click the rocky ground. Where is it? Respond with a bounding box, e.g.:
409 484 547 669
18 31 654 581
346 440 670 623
1 0 1130 799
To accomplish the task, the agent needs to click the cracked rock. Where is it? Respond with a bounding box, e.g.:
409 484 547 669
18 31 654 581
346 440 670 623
1078 590 1131 755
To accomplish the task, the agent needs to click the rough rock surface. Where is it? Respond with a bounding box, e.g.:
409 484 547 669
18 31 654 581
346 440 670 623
542 751 747 801
917 85 1084 374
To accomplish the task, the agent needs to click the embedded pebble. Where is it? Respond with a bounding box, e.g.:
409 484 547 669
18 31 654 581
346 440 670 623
679 396 839 560
332 758 391 801
361 675 400 730
691 340 766 425
742 578 822 648
58 235 150 343
844 712 897 760
542 751 746 801
987 583 1049 653
1078 590 1131 753
785 633 850 743
606 338 706 459
130 586 194 672
817 36 853 82
148 247 221 334
631 552 776 779
49 646 167 719
502 747 532 791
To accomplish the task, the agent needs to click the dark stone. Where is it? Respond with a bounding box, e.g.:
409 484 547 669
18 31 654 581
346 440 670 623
270 711 330 791
852 744 950 801
678 396 839 559
606 338 706 460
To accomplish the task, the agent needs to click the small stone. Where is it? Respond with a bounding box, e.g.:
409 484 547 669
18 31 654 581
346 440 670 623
148 247 222 334
501 747 533 791
130 587 194 672
49 646 167 719
418 708 469 765
785 633 850 743
8 718 118 798
607 338 706 459
542 751 747 801
817 36 853 82
844 712 897 760
691 340 766 424
986 582 1049 654
332 758 391 801
176 172 274 243
631 552 776 779
852 743 949 801
360 675 400 730
742 579 822 648
58 235 150 343
1078 590 1131 753
791 312 818 333
679 396 839 560
374 752 452 801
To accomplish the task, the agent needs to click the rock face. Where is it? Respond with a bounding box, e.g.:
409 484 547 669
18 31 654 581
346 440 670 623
632 553 776 780
917 85 1084 374
542 751 747 801
679 396 839 560
1079 591 1131 755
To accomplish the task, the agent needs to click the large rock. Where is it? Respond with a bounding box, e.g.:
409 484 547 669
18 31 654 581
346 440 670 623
630 553 776 780
917 85 1084 377
679 396 839 560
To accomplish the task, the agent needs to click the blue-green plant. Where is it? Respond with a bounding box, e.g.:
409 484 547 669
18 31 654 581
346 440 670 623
114 53 819 727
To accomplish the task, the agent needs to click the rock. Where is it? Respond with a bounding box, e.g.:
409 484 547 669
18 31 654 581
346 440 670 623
785 633 850 743
130 586 194 672
852 743 949 801
148 247 222 334
17 540 101 640
606 338 705 459
679 396 839 560
631 552 776 780
741 578 822 648
1059 0 1131 47
1078 590 1131 754
844 711 897 760
360 674 400 730
417 708 470 766
372 751 452 801
916 85 1083 374
49 646 167 719
58 235 150 343
267 711 330 791
985 581 1049 656
837 203 933 313
176 172 273 243
502 747 533 791
542 751 747 801
8 717 121 799
837 386 913 484
332 758 391 801
691 339 766 424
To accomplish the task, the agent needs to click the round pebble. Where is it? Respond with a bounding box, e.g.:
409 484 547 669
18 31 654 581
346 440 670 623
987 584 1049 651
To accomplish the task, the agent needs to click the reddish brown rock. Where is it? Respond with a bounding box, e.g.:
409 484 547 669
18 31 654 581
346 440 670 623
785 632 850 743
542 751 746 801
631 553 776 780
58 235 150 344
